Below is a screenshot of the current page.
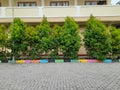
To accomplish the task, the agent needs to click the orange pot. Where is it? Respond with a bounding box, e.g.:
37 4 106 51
31 60 40 63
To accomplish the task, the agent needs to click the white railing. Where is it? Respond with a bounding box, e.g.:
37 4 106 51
0 5 120 18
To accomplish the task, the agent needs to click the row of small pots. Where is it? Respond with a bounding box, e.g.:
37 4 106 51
3 59 116 64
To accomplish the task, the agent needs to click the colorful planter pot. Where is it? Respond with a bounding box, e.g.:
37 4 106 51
40 59 48 63
103 59 112 63
8 60 11 63
48 59 55 63
119 59 120 62
112 59 119 62
1 60 8 63
25 60 31 63
71 60 78 63
8 60 16 63
87 59 98 63
64 59 71 62
16 60 25 64
79 59 87 63
55 59 64 63
95 59 101 62
31 60 40 63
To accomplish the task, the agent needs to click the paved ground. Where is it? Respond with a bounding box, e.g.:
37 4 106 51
0 63 120 90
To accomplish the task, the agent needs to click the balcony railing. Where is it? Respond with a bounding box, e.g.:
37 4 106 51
0 5 120 18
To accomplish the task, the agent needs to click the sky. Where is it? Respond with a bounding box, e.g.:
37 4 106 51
111 0 120 5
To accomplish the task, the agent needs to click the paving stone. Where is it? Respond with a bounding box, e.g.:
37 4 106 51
0 63 120 90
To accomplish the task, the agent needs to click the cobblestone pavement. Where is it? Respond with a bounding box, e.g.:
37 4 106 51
0 63 120 90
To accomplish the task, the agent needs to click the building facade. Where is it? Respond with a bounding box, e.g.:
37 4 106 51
0 0 111 7
0 0 120 55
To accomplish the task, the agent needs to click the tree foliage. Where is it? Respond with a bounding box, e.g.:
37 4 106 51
60 17 81 59
50 24 63 59
9 18 26 58
84 15 112 60
0 25 8 61
0 24 7 47
36 17 53 58
109 26 120 58
24 26 38 59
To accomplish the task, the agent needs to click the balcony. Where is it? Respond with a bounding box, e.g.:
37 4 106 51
0 5 120 24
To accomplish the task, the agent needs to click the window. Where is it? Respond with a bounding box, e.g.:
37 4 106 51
25 3 30 7
51 2 56 6
31 3 36 6
18 3 24 7
92 2 97 5
85 1 97 5
18 2 37 7
63 2 69 6
85 2 90 5
97 1 106 5
50 1 69 6
57 2 63 6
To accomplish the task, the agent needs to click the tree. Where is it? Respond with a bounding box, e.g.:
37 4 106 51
0 24 8 61
0 24 7 50
9 18 26 59
109 26 120 59
24 26 38 59
36 16 53 58
60 17 81 59
84 15 112 60
50 24 63 59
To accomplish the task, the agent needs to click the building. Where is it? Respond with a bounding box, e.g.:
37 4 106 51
0 0 112 6
0 0 120 55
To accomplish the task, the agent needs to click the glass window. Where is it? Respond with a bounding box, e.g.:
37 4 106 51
92 2 97 5
85 1 98 5
25 3 30 7
50 1 69 6
57 2 62 6
31 3 36 6
85 2 90 5
18 3 24 7
18 2 37 7
63 2 69 6
50 2 56 6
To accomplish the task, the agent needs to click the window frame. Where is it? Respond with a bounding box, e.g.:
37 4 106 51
50 1 69 6
85 1 97 5
18 2 37 7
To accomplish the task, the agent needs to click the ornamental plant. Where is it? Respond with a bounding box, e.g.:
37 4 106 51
36 16 53 58
60 17 81 59
24 26 38 59
0 24 8 61
9 18 26 59
50 24 63 59
109 26 120 59
84 15 112 60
